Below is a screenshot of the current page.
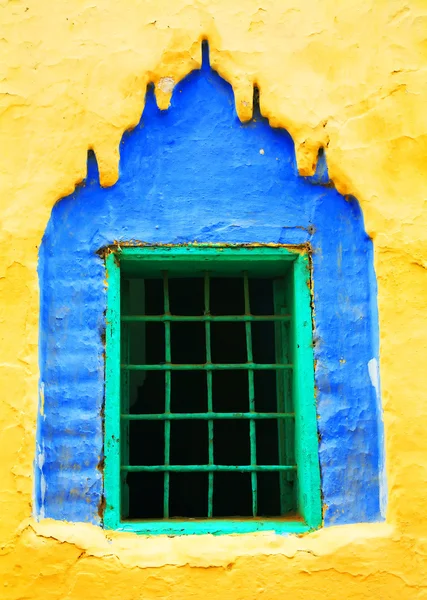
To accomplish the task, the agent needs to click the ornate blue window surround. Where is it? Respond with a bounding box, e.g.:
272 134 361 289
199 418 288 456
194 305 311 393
36 44 385 529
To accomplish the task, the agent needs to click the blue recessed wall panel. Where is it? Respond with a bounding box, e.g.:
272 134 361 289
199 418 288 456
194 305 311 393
36 46 385 526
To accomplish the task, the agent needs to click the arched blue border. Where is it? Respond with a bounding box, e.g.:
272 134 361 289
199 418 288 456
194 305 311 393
36 45 385 526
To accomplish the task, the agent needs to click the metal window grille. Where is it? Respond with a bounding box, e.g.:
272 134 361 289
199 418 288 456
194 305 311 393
104 247 321 535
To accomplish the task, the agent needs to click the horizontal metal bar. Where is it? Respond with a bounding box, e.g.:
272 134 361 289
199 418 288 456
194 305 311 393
121 465 297 472
121 363 293 371
121 314 291 323
121 412 295 420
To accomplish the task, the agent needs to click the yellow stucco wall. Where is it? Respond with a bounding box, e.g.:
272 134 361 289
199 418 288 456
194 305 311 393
1 1 427 597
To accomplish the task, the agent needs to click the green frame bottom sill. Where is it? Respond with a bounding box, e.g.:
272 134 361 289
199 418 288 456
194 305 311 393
112 518 312 536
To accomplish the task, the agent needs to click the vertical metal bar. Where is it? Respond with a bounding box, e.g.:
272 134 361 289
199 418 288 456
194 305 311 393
274 278 292 514
204 273 214 517
120 279 130 519
163 271 171 518
243 272 257 517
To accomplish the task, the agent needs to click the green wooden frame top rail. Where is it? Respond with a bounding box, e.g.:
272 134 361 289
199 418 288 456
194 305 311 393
104 245 322 535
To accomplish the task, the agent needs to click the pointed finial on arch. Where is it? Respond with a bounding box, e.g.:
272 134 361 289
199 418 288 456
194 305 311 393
200 37 254 122
86 149 100 184
253 86 261 119
145 82 158 107
201 39 210 71
233 82 255 123
90 123 122 188
306 147 331 186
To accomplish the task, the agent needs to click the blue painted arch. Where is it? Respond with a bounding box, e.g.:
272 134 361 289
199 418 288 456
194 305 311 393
36 44 385 526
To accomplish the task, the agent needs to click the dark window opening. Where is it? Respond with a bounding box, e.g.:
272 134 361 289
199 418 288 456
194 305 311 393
121 273 296 520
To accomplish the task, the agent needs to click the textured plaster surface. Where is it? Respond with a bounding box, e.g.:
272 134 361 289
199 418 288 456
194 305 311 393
37 53 383 527
0 1 427 598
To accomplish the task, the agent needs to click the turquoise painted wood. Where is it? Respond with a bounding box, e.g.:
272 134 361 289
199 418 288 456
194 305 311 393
292 254 322 529
104 252 121 529
104 245 322 534
114 519 311 536
113 519 311 536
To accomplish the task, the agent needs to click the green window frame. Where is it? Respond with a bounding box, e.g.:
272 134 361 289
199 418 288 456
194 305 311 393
104 245 321 535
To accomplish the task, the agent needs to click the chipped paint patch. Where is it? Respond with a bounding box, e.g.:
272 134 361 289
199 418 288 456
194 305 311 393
368 358 380 400
158 76 175 94
369 356 387 519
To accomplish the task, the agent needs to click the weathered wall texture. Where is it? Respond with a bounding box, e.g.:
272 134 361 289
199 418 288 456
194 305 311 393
1 1 426 598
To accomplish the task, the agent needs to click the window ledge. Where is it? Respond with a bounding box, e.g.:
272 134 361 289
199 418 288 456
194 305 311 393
28 518 393 570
